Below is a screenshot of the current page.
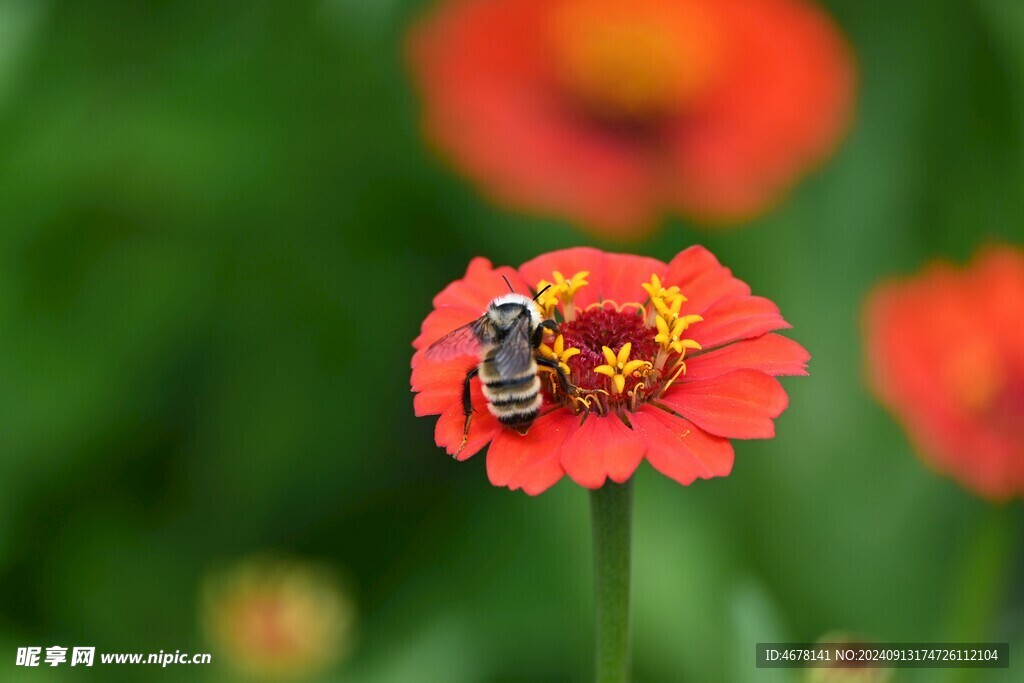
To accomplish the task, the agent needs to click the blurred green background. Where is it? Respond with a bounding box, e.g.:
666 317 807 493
0 0 1022 681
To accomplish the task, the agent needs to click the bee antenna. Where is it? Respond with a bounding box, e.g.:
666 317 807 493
501 275 515 293
533 284 552 301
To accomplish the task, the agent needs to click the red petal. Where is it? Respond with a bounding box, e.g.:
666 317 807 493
412 358 474 416
409 309 477 417
518 247 607 308
689 294 790 350
601 252 668 306
431 257 531 311
559 414 645 488
486 410 574 494
631 406 734 485
663 246 750 313
434 382 500 460
685 334 809 380
660 369 789 439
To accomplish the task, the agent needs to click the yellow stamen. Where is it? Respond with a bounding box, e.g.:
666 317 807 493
660 360 688 394
651 290 703 329
571 390 608 416
535 279 560 319
641 273 684 303
594 342 653 395
651 293 683 320
554 270 590 299
654 315 703 355
536 270 590 320
538 334 582 376
627 382 652 412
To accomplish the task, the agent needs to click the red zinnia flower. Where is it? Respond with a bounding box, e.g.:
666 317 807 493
407 0 855 236
411 247 809 494
865 246 1024 501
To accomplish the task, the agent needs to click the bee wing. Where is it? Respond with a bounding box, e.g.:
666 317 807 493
424 316 490 361
494 311 534 377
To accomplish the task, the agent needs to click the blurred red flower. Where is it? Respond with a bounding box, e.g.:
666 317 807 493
407 0 855 237
411 247 808 494
865 246 1024 501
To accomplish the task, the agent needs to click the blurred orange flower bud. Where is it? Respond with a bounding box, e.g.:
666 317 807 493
202 555 356 680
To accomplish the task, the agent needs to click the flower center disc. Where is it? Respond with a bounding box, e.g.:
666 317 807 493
559 306 658 395
548 0 722 121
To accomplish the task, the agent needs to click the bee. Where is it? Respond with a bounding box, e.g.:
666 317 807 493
425 280 575 456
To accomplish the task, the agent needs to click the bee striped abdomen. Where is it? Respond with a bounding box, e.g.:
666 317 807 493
479 352 542 434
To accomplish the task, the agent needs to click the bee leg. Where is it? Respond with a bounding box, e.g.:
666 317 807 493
454 367 480 459
532 319 560 348
535 356 576 396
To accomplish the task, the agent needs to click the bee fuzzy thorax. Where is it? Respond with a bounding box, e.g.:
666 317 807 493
487 293 542 334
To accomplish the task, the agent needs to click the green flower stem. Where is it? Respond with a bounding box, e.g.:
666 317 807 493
946 507 1017 683
590 478 634 683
